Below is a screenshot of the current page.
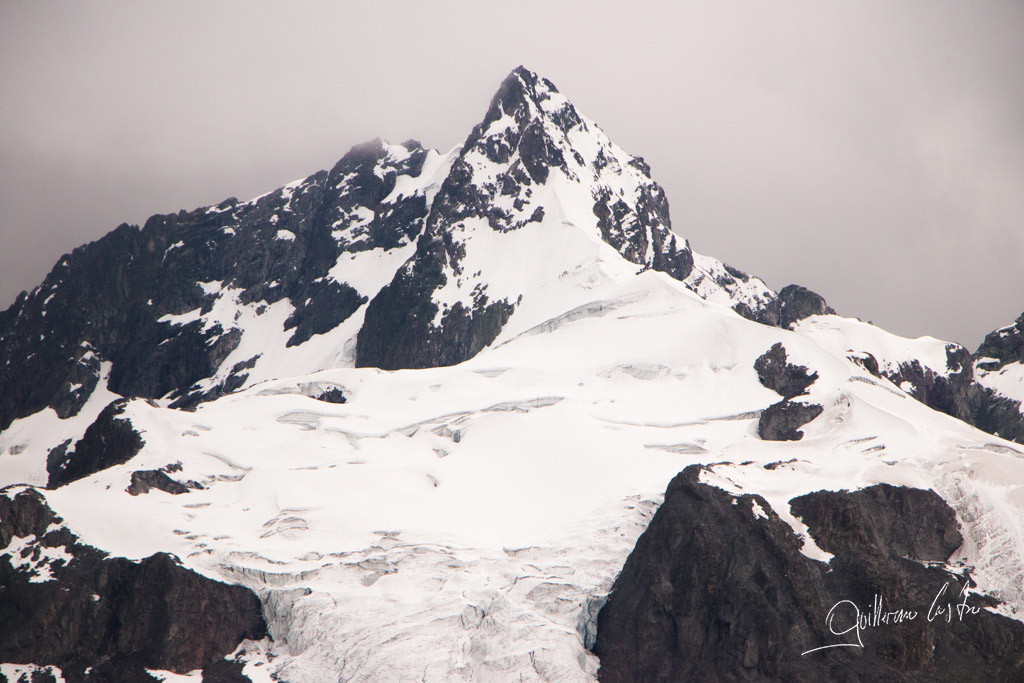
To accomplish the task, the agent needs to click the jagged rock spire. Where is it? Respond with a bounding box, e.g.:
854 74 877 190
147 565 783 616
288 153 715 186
356 66 696 369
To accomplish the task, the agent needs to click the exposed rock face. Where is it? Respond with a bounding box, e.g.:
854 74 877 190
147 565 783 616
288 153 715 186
0 139 429 430
313 387 347 404
733 297 782 327
975 312 1024 370
759 400 824 441
788 484 963 571
593 466 1024 681
754 343 822 441
879 345 974 423
968 388 1024 444
778 284 835 329
45 400 144 489
969 312 1024 444
354 229 516 370
200 659 251 682
0 488 59 548
0 488 266 682
126 464 202 496
755 343 818 399
847 350 882 377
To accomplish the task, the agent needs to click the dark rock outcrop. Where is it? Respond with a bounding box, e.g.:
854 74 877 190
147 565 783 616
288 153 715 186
778 284 835 329
46 400 144 489
755 343 818 399
788 484 963 571
733 296 782 327
200 659 252 682
967 386 1024 444
879 345 974 423
126 466 202 496
594 466 1024 681
758 400 824 441
848 351 882 377
314 388 347 404
975 312 1024 371
355 225 516 370
973 387 1020 431
0 488 60 547
754 344 822 441
283 280 365 348
0 488 266 682
967 312 1024 445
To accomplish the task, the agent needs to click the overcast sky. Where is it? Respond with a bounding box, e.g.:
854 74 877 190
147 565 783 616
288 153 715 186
1 1 1022 347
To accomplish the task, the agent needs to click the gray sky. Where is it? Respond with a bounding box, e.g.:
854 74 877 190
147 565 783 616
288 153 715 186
2 1 1022 347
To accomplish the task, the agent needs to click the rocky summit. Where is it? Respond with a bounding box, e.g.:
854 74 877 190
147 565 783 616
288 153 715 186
3 67 1024 681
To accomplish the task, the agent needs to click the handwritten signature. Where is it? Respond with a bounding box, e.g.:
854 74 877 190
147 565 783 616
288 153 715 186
801 581 981 656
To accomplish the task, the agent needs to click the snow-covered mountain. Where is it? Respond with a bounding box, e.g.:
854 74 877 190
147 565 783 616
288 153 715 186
4 67 1024 681
0 67 775 440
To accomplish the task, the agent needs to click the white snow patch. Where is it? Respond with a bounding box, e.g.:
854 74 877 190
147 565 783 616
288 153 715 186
198 280 223 295
159 307 203 327
146 669 203 681
0 664 65 682
4 534 74 583
327 243 416 300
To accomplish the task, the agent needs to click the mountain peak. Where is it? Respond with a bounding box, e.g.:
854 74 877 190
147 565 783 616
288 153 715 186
471 67 582 155
483 66 555 124
356 68 697 369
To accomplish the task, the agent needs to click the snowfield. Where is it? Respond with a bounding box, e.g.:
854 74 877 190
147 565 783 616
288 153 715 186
6 265 1024 681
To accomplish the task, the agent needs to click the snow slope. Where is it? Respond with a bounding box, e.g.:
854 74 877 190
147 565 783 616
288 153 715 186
7 268 1024 680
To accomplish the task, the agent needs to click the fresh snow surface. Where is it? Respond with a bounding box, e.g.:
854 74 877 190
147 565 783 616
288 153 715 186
793 314 955 378
8 269 1024 681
